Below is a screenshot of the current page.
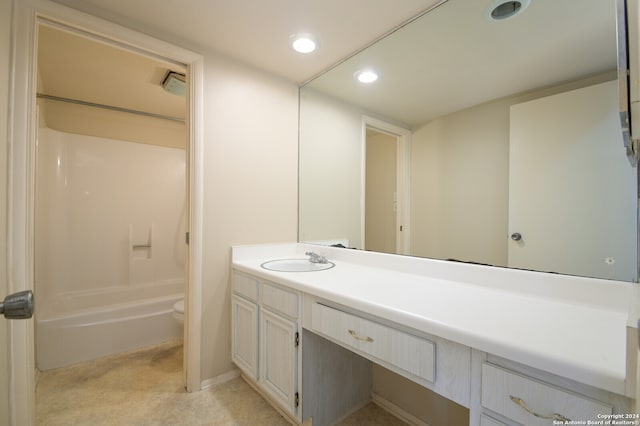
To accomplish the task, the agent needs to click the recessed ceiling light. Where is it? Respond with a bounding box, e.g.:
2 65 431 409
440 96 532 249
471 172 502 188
290 34 317 54
354 70 378 84
486 0 530 21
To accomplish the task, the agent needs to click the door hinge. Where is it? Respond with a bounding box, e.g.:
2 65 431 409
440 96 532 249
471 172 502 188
185 232 190 245
295 392 299 407
294 331 299 347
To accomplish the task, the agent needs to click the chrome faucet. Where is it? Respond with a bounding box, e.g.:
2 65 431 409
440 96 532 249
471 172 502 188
306 251 328 264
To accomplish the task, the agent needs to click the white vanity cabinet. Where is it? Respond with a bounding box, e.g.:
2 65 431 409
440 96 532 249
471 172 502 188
231 271 301 421
231 244 637 426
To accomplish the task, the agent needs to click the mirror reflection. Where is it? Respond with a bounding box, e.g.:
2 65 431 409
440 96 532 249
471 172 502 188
299 0 638 281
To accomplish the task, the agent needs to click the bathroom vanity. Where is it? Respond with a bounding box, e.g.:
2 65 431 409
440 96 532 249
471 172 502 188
231 243 638 426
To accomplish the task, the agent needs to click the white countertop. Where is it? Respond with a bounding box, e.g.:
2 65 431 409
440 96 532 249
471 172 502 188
232 243 636 396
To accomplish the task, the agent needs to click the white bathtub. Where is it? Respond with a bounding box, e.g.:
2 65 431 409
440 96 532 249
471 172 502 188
36 291 183 370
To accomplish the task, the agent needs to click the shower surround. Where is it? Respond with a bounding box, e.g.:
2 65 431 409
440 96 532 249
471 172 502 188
35 127 185 370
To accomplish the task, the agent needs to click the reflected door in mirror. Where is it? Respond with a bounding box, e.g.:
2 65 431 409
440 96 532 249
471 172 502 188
365 129 398 254
508 80 637 281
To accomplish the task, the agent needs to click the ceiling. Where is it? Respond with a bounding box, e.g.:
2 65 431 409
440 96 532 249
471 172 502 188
38 0 618 131
306 0 618 127
50 0 442 83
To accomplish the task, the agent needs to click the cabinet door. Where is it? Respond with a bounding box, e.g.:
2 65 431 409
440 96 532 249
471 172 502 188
231 295 258 380
260 308 298 416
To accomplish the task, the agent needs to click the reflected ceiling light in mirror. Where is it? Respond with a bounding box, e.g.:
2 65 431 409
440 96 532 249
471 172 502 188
486 0 531 21
354 69 379 84
290 34 317 53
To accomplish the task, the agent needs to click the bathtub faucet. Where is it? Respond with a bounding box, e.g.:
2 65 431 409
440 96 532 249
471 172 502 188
305 251 328 264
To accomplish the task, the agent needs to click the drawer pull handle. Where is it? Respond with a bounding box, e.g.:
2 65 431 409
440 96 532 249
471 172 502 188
509 396 570 422
348 329 374 343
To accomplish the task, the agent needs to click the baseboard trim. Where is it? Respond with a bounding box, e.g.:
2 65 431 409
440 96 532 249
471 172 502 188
372 393 432 426
200 368 240 390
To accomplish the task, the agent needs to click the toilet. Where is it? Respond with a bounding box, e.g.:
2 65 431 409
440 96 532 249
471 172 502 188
172 298 184 324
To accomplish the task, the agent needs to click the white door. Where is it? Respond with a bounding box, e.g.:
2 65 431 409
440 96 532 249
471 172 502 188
361 117 412 255
508 80 637 281
6 3 206 422
365 129 398 254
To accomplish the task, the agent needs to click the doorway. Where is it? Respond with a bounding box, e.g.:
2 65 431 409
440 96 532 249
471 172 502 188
35 22 189 374
7 3 205 422
35 22 188 367
365 128 398 253
362 116 411 254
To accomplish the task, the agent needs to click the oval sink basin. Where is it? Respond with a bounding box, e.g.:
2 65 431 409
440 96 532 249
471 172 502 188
261 259 335 272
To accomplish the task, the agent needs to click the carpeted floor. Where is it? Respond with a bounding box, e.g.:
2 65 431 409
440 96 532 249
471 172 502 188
36 340 406 426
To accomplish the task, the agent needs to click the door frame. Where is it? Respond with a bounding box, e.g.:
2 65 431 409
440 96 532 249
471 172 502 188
7 1 204 423
361 116 411 254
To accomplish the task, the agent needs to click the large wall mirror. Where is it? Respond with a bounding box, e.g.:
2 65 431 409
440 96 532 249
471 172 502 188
299 0 639 282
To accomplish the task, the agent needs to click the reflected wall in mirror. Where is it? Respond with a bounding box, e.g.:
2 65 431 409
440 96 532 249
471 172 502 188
299 0 639 282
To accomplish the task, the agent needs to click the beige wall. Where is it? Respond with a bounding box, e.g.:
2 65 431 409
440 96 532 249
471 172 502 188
299 88 364 248
411 96 510 266
39 99 187 149
0 0 11 423
200 53 298 379
372 366 469 426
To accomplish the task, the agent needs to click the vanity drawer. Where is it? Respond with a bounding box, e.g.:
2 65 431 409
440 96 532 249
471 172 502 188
233 272 259 301
261 281 299 319
311 303 435 383
481 363 612 426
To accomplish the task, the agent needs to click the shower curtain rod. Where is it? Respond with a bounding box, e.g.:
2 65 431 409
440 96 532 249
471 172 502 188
36 93 186 123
